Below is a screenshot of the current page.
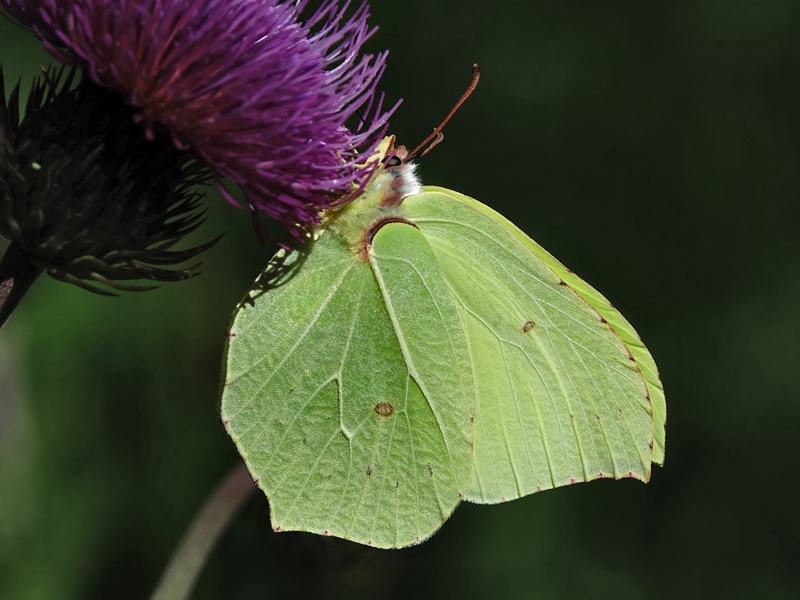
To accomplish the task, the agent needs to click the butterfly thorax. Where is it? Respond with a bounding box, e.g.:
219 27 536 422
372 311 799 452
322 136 421 252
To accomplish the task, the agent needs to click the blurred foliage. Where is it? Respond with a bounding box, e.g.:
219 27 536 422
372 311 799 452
1 0 800 598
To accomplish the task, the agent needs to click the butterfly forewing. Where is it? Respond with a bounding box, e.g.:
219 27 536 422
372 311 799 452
402 188 655 504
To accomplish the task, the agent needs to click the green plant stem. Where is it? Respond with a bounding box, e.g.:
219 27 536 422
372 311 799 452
0 243 41 328
151 463 256 600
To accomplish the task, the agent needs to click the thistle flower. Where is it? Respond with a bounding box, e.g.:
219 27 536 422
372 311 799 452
0 0 394 238
0 68 215 299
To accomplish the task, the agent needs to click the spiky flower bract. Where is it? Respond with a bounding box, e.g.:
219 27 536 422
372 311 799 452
0 68 215 295
1 0 394 239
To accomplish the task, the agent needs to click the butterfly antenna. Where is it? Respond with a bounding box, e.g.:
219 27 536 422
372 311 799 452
354 108 367 128
249 203 268 247
353 98 371 132
406 64 481 161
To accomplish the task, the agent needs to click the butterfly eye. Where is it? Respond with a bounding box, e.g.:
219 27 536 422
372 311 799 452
386 154 403 168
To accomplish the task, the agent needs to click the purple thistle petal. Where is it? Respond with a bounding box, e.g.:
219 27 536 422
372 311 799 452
1 0 395 239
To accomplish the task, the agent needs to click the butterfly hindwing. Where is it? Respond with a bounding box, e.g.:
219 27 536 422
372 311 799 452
221 221 473 548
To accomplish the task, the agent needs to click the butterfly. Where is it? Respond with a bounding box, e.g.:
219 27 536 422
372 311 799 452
220 66 665 548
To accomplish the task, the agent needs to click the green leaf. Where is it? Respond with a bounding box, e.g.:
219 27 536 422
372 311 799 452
221 137 665 547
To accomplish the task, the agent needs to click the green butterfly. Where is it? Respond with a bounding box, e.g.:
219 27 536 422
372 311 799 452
220 133 665 549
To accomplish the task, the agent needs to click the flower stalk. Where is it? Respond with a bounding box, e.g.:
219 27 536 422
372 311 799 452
150 463 256 600
0 242 40 327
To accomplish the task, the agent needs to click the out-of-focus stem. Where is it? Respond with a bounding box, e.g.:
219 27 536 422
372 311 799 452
150 463 256 600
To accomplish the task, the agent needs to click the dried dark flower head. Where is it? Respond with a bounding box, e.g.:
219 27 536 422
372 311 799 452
0 68 216 295
1 0 395 239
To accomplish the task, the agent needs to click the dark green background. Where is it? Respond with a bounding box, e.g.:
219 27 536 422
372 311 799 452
1 1 798 598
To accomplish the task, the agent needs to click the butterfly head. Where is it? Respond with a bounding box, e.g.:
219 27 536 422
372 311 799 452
380 139 422 208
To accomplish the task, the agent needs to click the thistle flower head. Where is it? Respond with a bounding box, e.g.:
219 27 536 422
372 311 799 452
0 68 215 294
1 0 394 239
